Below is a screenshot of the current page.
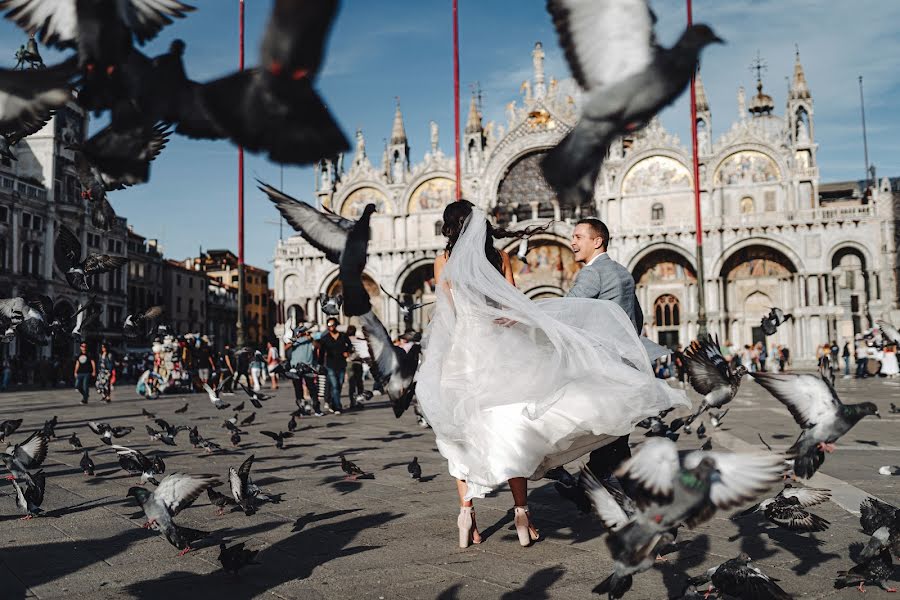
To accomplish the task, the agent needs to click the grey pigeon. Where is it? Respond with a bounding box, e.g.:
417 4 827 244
0 417 22 441
407 457 421 480
187 426 201 447
233 401 245 412
2 430 49 487
890 402 899 415
41 416 58 439
541 0 722 208
146 425 177 446
696 422 707 440
70 123 171 190
751 372 880 478
54 225 128 291
230 431 241 446
709 408 729 429
761 308 792 336
80 449 94 476
878 319 900 346
175 402 189 414
198 438 221 454
11 469 45 519
640 415 684 441
835 549 896 593
206 487 236 516
358 310 419 418
0 58 76 134
218 541 261 575
689 552 791 600
287 415 297 432
113 445 164 485
88 421 133 445
734 483 831 532
126 472 220 555
319 292 343 316
340 454 371 480
239 412 256 427
68 432 82 449
124 306 163 338
338 201 377 317
200 0 348 165
0 299 25 341
860 497 897 536
229 454 258 516
203 377 232 410
259 430 292 450
683 335 746 426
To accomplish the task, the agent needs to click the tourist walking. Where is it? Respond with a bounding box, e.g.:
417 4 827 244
417 201 686 548
73 343 95 404
319 316 352 414
286 325 323 416
842 341 851 377
95 343 115 403
855 336 868 378
250 350 266 392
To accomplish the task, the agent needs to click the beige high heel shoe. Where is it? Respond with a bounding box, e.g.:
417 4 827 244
513 506 540 547
457 506 482 548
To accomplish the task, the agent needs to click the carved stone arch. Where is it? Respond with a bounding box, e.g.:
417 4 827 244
709 144 788 187
332 181 396 218
712 237 804 279
403 174 456 214
827 241 872 271
617 149 693 197
627 242 696 277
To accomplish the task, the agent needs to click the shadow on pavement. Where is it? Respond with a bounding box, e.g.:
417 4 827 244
500 566 565 599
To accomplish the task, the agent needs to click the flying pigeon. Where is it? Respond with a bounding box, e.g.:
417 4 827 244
683 334 747 425
835 549 896 594
206 487 236 516
689 553 791 600
80 449 94 476
541 0 722 208
229 454 258 516
638 414 684 441
70 297 103 341
71 122 171 189
200 0 349 165
761 307 792 336
340 454 370 480
0 97 54 162
260 430 292 450
10 295 58 345
175 402 189 414
203 377 232 410
0 57 77 137
0 299 25 341
218 542 261 575
11 469 45 519
751 372 880 478
54 224 128 291
358 310 419 418
124 306 163 338
0 418 22 441
709 408 729 429
154 418 187 439
112 444 165 485
145 424 177 446
88 422 133 445
319 292 343 316
407 456 421 480
126 472 220 555
860 497 897 537
68 432 82 449
616 437 783 529
379 285 434 316
337 201 378 317
2 430 49 487
734 483 831 532
238 383 270 408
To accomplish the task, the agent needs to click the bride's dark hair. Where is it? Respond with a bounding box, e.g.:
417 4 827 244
441 199 551 274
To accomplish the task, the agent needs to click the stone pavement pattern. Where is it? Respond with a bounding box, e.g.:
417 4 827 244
0 374 897 599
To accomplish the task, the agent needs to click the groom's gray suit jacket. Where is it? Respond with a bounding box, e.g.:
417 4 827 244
566 253 643 335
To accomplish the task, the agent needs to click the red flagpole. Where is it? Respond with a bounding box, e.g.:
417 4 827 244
687 0 708 336
236 0 246 346
453 0 461 200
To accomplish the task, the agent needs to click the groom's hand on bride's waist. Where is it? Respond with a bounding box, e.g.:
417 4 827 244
494 317 518 328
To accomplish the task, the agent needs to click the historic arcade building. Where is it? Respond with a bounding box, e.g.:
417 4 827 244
274 43 899 363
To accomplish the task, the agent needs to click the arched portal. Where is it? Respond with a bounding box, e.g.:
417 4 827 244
632 249 696 348
831 246 870 335
396 262 436 332
326 274 382 324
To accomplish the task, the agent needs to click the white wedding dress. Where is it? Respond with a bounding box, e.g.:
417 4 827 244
416 209 689 500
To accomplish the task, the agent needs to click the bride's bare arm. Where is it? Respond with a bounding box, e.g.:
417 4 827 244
499 250 516 288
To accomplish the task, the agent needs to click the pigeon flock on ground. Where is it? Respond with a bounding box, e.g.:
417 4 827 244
0 0 896 595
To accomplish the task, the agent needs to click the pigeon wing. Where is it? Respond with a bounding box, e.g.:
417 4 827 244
24 294 53 317
259 181 351 263
54 224 82 271
259 430 279 441
359 310 400 383
683 335 731 396
117 0 195 45
153 472 219 517
237 454 254 488
616 437 680 498
685 450 783 510
12 430 48 468
228 466 243 501
138 305 163 321
779 485 830 507
877 320 900 346
546 0 654 91
0 0 78 47
751 373 841 430
581 467 630 530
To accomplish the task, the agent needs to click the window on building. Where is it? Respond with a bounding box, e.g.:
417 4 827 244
261 294 267 307
0 206 7 223
0 236 6 271
740 196 755 214
176 274 182 285
189 277 193 288
22 213 30 228
434 220 444 236
177 297 182 312
254 295 260 305
651 203 664 221
231 275 238 284
32 215 41 230
653 294 680 327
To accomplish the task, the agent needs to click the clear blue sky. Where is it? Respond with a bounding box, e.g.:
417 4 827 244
2 1 898 286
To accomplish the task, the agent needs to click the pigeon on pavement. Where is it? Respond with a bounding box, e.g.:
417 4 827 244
689 552 791 600
761 308 792 336
287 415 297 432
239 412 256 427
113 445 165 485
11 469 45 519
259 430 292 450
200 0 348 165
41 416 58 439
229 454 258 516
734 483 831 532
683 335 747 426
709 408 729 429
54 225 128 291
340 454 371 480
218 541 261 574
407 457 421 480
80 449 94 476
127 472 220 555
751 372 880 478
88 422 133 445
541 0 722 208
146 424 177 446
206 487 236 516
835 549 896 593
175 402 189 414
68 432 82 449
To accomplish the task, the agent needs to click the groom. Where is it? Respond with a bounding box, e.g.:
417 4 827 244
551 218 648 506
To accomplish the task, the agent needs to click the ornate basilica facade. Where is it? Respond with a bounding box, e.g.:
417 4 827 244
274 43 899 363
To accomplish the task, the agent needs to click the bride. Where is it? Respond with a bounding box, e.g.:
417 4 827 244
416 200 688 548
